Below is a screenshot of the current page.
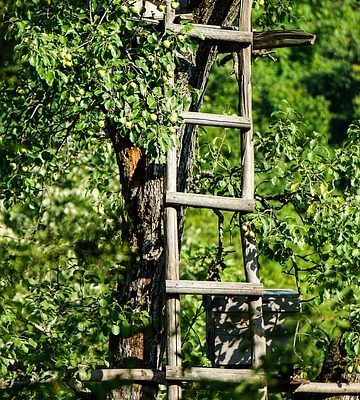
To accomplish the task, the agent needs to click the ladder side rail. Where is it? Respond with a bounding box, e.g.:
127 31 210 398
165 122 182 400
165 3 182 400
238 3 267 400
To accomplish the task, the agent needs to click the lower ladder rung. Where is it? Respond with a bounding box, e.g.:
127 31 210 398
166 280 263 296
89 368 165 383
166 366 265 383
182 111 251 129
165 192 254 212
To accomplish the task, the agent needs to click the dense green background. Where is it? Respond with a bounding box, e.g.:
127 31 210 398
0 0 359 398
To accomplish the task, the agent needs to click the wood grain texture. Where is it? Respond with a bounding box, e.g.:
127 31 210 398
166 366 265 383
166 280 263 295
218 29 316 52
165 192 254 212
238 5 267 396
253 30 316 50
293 383 360 394
165 39 182 398
90 369 165 383
205 291 300 366
182 111 251 128
209 290 300 312
166 22 252 43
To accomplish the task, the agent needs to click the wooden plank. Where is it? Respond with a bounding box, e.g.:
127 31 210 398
182 111 251 129
253 30 316 50
166 366 264 383
206 290 299 367
213 310 298 331
209 290 300 313
218 30 316 52
293 382 360 394
165 192 254 212
90 369 165 383
166 280 263 296
166 23 253 44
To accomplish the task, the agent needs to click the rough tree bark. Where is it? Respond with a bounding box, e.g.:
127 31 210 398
108 1 241 399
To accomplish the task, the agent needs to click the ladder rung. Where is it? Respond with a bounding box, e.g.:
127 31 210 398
90 368 164 383
166 366 264 383
182 111 251 129
166 280 263 296
293 382 360 394
165 192 254 212
166 23 253 44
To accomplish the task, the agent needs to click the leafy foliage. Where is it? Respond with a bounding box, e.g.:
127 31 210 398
1 0 193 182
1 0 360 398
0 146 130 395
0 0 192 394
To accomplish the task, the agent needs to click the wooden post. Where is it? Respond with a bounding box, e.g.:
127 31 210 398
238 1 267 399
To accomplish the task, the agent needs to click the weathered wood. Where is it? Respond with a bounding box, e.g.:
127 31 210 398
166 366 265 383
238 8 254 201
238 0 267 367
165 149 179 278
237 4 267 400
165 164 182 400
166 280 263 295
166 22 253 44
90 369 165 383
210 290 300 313
165 22 182 397
253 30 316 50
293 382 360 394
182 111 251 129
206 290 299 367
165 0 176 24
218 30 316 53
165 192 254 212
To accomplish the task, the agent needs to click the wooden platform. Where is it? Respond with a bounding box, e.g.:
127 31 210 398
206 289 300 366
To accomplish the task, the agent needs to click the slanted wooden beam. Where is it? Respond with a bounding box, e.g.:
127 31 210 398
218 29 316 53
253 30 316 50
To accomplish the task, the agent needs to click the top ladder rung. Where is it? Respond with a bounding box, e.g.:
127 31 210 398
166 23 253 44
182 112 251 129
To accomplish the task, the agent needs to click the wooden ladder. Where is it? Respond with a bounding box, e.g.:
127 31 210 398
164 1 267 399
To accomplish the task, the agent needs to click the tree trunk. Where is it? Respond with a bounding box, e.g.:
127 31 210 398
108 1 241 399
